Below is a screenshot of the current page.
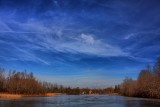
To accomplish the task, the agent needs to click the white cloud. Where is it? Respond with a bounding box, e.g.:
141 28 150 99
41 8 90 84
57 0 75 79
14 47 50 65
53 0 60 8
35 33 128 57
124 33 135 39
0 37 50 65
0 19 129 65
0 21 13 32
80 33 95 44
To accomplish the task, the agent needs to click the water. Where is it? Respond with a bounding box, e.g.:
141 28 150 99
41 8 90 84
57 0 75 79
0 95 160 107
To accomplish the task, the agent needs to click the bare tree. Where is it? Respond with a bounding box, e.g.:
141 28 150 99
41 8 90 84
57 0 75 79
0 68 5 92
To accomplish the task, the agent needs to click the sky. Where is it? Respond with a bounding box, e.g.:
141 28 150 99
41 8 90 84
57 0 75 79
0 0 160 88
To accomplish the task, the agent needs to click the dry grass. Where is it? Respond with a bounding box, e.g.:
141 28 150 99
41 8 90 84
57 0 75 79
0 93 59 99
0 93 22 99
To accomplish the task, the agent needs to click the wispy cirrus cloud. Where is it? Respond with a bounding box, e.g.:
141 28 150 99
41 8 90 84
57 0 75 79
0 12 158 66
124 33 135 40
0 38 50 65
0 18 129 65
0 0 160 87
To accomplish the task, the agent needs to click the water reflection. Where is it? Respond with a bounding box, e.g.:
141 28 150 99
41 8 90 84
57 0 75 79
0 95 160 107
124 97 160 107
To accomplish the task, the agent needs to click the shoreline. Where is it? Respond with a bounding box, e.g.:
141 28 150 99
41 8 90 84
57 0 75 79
0 93 60 99
0 93 159 100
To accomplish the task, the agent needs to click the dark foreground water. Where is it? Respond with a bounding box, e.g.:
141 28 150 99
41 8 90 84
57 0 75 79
0 95 160 107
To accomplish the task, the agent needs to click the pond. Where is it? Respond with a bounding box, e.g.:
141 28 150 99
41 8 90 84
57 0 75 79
0 95 160 107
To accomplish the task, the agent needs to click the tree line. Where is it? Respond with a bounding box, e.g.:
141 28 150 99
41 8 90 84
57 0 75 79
120 57 160 99
0 69 46 94
0 68 119 95
1 57 159 97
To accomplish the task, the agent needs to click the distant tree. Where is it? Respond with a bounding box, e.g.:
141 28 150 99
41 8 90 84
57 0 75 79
152 57 160 98
154 57 160 77
121 77 137 96
0 68 5 92
5 70 45 94
119 58 160 98
105 87 114 94
137 69 152 97
114 85 120 93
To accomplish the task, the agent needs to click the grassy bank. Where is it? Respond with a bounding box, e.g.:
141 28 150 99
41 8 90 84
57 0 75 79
0 93 59 99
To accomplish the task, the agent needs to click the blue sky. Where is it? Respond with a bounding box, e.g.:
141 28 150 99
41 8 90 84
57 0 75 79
0 0 160 88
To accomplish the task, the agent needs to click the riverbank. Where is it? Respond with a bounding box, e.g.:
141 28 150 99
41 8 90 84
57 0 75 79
0 93 60 99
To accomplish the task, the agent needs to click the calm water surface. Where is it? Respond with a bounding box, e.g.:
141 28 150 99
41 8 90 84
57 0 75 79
0 95 160 107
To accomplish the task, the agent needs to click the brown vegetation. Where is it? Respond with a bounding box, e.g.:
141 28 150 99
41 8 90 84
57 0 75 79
0 68 119 96
0 93 57 98
1 57 160 98
0 69 46 94
0 69 65 96
120 57 160 99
